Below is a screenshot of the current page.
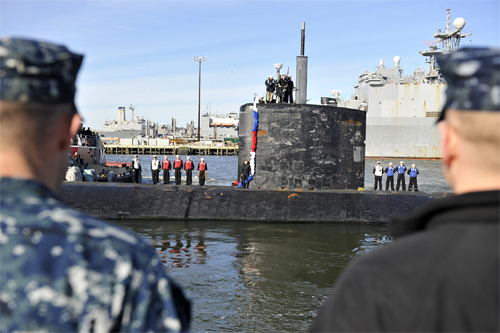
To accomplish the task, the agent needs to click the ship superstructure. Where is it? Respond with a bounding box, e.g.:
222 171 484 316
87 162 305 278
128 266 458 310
101 105 238 141
100 104 159 138
330 9 471 158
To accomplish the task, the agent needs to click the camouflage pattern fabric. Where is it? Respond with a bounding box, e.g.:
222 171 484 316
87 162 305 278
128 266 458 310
0 178 191 332
437 47 500 121
0 37 83 106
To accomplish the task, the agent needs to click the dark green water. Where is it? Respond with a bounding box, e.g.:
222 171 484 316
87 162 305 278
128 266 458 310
115 220 391 332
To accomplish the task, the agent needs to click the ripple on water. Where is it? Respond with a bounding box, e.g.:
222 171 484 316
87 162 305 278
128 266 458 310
115 220 392 332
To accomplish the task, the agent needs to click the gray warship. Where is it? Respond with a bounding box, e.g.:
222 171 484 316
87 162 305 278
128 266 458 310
100 104 159 138
100 105 237 141
329 9 471 159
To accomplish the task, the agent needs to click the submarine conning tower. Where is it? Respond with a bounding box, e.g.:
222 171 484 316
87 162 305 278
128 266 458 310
238 21 366 190
238 103 366 190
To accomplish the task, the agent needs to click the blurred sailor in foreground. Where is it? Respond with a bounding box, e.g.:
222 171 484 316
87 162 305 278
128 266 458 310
0 37 191 332
310 47 499 332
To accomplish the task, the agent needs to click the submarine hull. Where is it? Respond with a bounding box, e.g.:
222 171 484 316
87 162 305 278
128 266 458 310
60 182 447 223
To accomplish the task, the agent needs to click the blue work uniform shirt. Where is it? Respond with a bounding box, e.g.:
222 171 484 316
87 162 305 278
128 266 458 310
0 178 190 332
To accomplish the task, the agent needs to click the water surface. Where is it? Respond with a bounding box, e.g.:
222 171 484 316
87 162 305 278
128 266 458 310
116 220 391 332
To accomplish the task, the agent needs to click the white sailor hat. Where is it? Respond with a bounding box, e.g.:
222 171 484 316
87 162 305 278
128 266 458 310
376 161 381 164
153 155 157 158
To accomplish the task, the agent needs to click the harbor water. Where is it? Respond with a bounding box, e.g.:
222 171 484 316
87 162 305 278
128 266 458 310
105 155 453 331
106 154 453 192
115 220 392 332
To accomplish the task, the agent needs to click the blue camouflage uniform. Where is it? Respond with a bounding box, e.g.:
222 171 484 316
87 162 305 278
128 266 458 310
437 47 500 121
0 37 190 332
0 178 191 332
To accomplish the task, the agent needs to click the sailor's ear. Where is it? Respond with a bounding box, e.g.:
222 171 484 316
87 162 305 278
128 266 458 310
70 113 83 137
57 108 82 152
438 120 458 169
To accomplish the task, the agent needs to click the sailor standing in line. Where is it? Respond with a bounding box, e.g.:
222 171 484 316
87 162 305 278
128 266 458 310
396 161 407 191
385 162 395 191
279 74 289 103
173 155 183 185
275 75 283 103
151 155 160 184
162 156 171 184
407 163 420 191
287 75 294 103
198 158 208 186
240 160 251 189
184 156 194 185
132 154 141 184
265 75 276 103
373 161 383 190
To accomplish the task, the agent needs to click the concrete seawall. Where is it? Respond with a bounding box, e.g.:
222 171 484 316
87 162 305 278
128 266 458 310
60 182 449 223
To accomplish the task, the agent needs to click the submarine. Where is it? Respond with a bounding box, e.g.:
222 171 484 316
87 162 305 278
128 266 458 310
61 22 448 223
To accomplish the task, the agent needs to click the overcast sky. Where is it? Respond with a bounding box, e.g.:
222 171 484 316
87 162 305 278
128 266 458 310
2 0 499 130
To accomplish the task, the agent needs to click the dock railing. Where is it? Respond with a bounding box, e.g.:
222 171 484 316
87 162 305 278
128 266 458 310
104 144 238 156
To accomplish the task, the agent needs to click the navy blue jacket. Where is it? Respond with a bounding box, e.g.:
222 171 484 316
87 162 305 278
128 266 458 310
310 191 499 332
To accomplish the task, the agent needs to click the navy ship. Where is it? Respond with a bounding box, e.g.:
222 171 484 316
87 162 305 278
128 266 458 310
100 104 159 139
329 9 471 159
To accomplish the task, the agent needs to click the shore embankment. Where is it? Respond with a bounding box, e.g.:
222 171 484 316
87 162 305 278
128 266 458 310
60 182 449 223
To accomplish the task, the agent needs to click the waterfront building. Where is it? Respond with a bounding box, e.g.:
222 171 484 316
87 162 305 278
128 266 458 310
200 112 239 139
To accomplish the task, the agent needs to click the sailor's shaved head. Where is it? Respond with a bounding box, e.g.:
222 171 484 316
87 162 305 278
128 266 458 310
0 101 73 149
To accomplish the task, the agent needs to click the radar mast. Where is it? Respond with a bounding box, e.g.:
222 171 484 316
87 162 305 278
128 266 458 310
129 104 136 121
419 8 472 82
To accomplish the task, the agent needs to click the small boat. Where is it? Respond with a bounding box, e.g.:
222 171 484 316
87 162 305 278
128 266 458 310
68 127 133 183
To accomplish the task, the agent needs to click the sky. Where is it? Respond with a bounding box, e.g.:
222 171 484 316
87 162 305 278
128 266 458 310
1 0 499 130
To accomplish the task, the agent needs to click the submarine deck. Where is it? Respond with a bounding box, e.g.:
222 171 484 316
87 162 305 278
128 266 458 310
60 182 449 223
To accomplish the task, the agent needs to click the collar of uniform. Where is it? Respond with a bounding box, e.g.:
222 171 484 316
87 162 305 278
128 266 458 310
389 190 500 239
0 177 60 202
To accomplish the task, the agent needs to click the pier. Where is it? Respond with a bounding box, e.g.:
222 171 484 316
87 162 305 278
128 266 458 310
104 145 238 156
